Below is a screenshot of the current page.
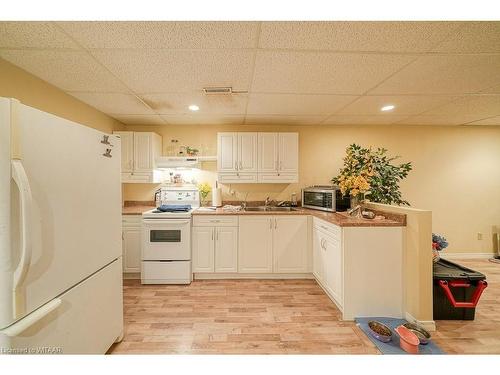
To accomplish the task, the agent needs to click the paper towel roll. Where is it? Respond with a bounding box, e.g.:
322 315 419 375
212 187 222 207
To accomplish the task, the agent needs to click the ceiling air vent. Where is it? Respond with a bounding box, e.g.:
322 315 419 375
203 87 233 95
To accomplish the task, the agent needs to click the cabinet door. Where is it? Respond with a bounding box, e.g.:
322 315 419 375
122 228 141 273
133 132 153 172
312 228 323 283
258 133 278 172
238 132 258 172
324 235 343 305
273 216 308 273
217 132 238 172
114 131 134 173
278 133 299 173
238 216 273 273
215 227 238 273
192 227 215 273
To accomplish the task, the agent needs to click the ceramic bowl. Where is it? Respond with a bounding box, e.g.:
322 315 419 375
403 322 431 345
395 325 420 354
368 321 393 343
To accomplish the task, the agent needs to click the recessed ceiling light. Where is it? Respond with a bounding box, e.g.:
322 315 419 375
188 104 199 111
380 105 395 112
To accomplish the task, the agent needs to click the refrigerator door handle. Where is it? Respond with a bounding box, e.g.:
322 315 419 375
11 159 33 290
0 298 62 337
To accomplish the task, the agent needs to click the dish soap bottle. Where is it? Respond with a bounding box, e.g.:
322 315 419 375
291 192 297 207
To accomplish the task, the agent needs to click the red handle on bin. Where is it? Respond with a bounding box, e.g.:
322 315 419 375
438 280 488 308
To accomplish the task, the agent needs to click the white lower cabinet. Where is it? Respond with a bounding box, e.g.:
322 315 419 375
313 219 343 308
238 216 273 273
122 216 142 273
192 227 215 272
192 220 238 273
238 215 308 274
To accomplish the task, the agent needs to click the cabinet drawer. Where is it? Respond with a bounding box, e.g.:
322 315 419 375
218 173 258 183
313 217 341 239
122 215 141 227
258 173 298 183
193 215 238 227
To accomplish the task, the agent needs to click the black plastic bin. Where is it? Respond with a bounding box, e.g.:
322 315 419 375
433 258 488 320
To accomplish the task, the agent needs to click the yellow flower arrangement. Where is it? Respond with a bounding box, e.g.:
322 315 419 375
197 182 212 202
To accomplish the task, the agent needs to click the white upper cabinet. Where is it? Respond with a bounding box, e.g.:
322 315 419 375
278 133 299 174
217 133 238 172
238 133 258 172
115 131 134 173
113 131 162 183
218 132 298 183
258 133 279 172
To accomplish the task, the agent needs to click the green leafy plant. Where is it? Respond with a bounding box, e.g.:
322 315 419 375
332 144 412 206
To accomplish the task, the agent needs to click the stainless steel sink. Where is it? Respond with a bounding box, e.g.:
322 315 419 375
244 206 297 212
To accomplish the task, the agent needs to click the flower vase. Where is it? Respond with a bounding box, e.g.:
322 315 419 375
350 194 363 209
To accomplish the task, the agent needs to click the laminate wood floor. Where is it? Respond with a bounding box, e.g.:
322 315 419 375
108 259 500 355
108 278 378 354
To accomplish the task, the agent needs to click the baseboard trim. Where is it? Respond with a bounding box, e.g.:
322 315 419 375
405 312 436 332
123 272 140 280
194 273 314 280
440 252 496 260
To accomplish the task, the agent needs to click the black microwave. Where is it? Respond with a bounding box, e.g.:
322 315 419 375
301 186 350 212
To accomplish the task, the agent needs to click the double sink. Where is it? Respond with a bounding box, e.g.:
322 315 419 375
244 206 299 212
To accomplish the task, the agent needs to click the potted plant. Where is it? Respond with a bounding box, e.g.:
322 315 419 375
432 233 449 262
197 182 212 206
332 144 412 207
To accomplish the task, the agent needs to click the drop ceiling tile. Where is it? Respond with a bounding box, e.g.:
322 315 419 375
111 114 166 125
259 21 460 52
465 116 500 126
422 95 500 116
432 22 500 53
322 115 409 125
244 115 327 125
58 21 260 49
246 94 356 116
480 84 500 94
0 49 129 92
369 54 500 95
160 114 245 125
0 21 79 49
395 115 484 126
140 92 248 115
69 92 155 115
91 49 254 93
338 95 457 116
251 51 414 95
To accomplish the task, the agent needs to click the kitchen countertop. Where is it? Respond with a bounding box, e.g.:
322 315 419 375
192 207 405 227
122 201 155 215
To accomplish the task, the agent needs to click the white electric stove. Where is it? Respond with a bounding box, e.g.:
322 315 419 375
141 185 199 284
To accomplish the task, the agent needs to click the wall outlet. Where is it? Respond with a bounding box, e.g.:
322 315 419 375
477 232 483 240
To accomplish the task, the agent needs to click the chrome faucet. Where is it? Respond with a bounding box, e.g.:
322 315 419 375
264 196 271 208
240 192 249 210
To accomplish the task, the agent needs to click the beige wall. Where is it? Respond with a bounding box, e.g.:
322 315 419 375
124 123 500 255
0 58 123 133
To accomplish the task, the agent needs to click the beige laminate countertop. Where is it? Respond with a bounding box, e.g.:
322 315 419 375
192 207 405 227
122 205 155 215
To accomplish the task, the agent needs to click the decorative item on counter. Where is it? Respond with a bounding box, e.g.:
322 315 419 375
197 182 212 206
332 144 412 207
178 145 199 156
361 210 376 219
432 233 449 263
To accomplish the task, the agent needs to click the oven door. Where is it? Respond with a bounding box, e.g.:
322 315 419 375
142 219 191 261
302 190 334 212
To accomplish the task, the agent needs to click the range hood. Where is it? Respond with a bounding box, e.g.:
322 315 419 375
155 156 217 169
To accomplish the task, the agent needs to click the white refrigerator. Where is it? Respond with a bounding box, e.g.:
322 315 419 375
0 97 123 354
